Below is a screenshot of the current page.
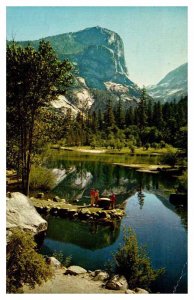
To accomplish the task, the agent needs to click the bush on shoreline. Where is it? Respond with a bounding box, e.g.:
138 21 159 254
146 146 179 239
112 228 165 291
6 229 53 293
29 165 56 191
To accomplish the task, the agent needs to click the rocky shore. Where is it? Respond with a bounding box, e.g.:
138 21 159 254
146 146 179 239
6 192 151 294
30 194 125 223
23 258 149 294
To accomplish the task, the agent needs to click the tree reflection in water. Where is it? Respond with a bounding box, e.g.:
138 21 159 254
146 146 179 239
46 217 121 250
137 175 145 209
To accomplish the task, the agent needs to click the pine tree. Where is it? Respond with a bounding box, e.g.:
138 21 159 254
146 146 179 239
104 99 115 129
115 98 125 129
125 106 134 126
7 41 74 195
153 101 163 130
138 87 148 130
147 99 153 126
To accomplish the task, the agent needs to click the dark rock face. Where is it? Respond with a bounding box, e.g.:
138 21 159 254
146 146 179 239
66 27 129 89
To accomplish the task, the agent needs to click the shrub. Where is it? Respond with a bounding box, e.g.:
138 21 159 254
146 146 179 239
113 228 164 290
159 140 166 148
177 170 187 193
90 139 97 149
130 145 135 154
152 142 159 149
52 251 72 267
29 165 56 190
160 151 178 166
6 229 53 293
144 143 150 150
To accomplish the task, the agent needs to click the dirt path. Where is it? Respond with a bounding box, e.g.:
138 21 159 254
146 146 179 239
23 268 124 294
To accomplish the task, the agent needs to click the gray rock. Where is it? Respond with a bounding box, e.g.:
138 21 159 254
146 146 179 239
106 275 128 290
134 287 149 294
89 271 96 277
80 208 91 214
65 265 87 275
93 271 109 281
6 192 47 238
37 192 44 199
46 257 61 269
125 289 136 294
98 211 108 218
53 196 61 202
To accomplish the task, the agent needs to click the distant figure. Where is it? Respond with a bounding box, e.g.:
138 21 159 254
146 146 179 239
110 192 116 209
90 188 96 207
95 189 99 205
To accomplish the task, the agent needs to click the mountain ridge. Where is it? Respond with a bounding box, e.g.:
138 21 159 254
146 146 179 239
13 26 141 95
147 63 187 103
9 27 187 110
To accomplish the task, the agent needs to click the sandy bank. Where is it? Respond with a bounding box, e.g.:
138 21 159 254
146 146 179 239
23 267 124 294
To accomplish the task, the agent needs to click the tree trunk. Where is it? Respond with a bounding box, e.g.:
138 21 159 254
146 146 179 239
25 110 35 196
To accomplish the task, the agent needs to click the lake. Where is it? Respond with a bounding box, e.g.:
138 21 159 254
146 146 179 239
41 150 187 293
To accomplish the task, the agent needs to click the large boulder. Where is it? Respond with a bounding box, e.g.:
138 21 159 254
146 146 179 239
6 192 47 238
134 287 149 294
106 275 128 290
125 289 136 294
46 257 61 269
65 265 87 275
93 270 109 281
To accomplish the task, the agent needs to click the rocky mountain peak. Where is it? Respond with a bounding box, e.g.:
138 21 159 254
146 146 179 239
15 26 139 94
147 63 188 103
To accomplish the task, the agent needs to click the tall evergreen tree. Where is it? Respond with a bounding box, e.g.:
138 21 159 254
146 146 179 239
115 98 125 129
7 41 74 195
153 101 163 129
147 99 153 126
125 106 134 126
138 87 148 130
104 99 115 129
97 109 104 131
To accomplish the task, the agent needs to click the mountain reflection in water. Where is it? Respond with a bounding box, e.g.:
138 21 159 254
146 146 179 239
45 217 121 250
48 157 179 206
41 152 187 293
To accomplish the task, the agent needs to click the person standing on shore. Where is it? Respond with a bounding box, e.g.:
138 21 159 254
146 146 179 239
90 188 96 207
95 189 99 205
110 192 116 209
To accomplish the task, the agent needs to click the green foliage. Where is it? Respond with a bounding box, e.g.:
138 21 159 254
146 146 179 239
159 140 166 148
152 142 159 149
61 87 187 157
113 228 164 290
144 143 150 150
29 165 56 190
6 229 53 293
177 170 187 193
7 40 74 195
52 251 72 267
138 87 148 130
160 151 178 166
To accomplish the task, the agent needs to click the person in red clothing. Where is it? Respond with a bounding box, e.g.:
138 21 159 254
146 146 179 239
94 189 99 205
90 188 96 207
110 192 116 209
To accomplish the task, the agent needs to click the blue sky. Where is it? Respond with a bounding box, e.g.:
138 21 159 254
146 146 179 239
6 6 187 86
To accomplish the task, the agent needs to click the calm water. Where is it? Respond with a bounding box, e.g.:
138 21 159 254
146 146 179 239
41 151 187 293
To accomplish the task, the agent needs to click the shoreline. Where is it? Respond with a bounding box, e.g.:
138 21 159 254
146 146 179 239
51 145 180 156
30 196 125 223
